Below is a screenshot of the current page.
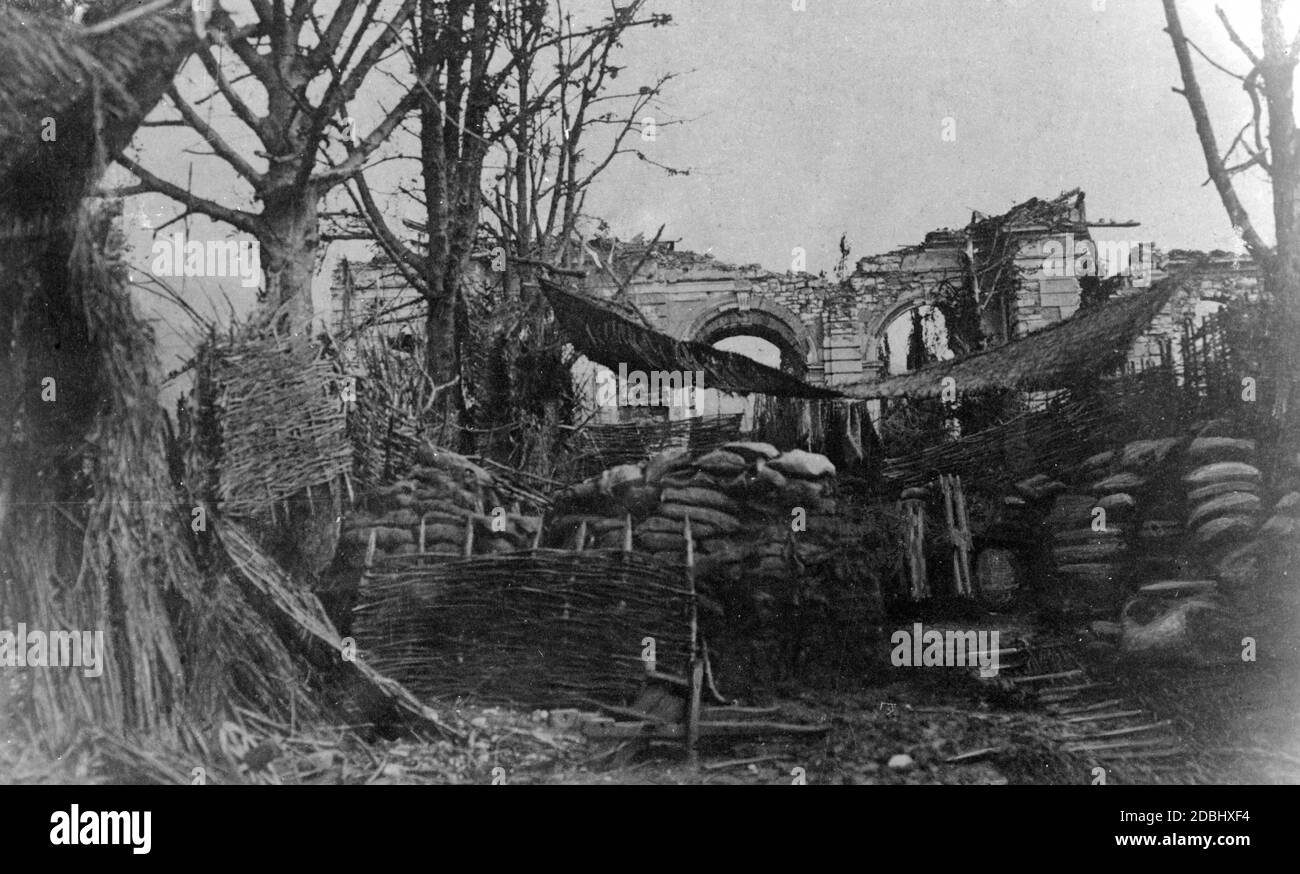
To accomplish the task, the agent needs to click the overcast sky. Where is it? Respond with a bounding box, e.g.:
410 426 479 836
580 0 1281 272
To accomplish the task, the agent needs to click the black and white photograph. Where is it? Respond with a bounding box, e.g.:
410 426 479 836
0 0 1296 820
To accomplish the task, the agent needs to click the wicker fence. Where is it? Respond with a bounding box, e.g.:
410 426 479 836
352 549 693 707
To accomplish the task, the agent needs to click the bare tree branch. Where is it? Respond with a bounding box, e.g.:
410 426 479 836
1163 0 1273 267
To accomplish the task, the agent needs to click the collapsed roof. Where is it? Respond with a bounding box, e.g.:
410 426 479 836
839 279 1181 400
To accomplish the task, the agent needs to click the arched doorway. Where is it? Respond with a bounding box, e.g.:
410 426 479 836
875 302 954 376
688 299 813 378
687 297 815 422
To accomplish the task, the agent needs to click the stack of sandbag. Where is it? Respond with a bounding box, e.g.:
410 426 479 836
1040 454 1131 615
1183 436 1262 552
1111 437 1187 579
1178 425 1265 587
547 443 837 581
334 444 541 570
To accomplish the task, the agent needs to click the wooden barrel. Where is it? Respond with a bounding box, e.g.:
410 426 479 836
975 547 1020 607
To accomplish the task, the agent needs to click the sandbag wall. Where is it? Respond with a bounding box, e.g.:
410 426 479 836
1022 418 1296 617
547 443 884 691
319 445 541 630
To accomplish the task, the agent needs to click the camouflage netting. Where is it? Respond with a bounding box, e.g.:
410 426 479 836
547 444 887 692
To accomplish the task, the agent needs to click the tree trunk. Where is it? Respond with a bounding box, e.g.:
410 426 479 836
260 187 320 336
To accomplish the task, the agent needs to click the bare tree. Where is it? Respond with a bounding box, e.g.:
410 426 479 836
343 0 675 429
119 0 433 333
1163 0 1300 435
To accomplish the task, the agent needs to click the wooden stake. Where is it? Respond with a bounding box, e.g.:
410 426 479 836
684 514 702 768
418 516 427 553
575 519 588 552
463 516 474 557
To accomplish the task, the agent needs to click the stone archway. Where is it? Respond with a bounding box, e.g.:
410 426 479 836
687 294 817 377
864 295 953 376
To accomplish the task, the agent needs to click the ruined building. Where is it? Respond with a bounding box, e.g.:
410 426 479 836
328 189 1260 423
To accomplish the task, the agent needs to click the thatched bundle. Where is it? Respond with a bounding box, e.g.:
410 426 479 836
0 3 459 774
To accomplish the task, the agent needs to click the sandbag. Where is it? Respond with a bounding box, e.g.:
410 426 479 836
661 486 740 513
769 449 835 479
1187 491 1261 528
1183 461 1262 486
619 484 663 515
656 502 741 532
637 516 721 539
1053 541 1125 564
777 479 826 505
1055 562 1124 585
1194 514 1256 547
646 447 694 483
380 509 420 527
694 449 748 476
1120 595 1236 665
1185 479 1260 504
599 463 645 495
549 514 626 536
657 470 699 489
1186 436 1255 464
1046 494 1096 527
722 441 781 461
1079 450 1116 476
594 530 627 549
1119 437 1183 472
1258 515 1298 539
420 522 467 545
417 509 472 529
637 532 688 553
1213 544 1258 587
1092 472 1147 494
1094 492 1136 516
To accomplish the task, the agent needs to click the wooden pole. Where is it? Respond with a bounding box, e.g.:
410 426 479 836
900 498 928 600
954 475 973 596
684 514 702 767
